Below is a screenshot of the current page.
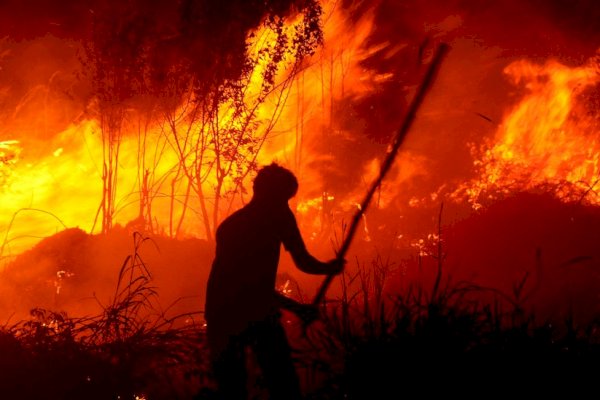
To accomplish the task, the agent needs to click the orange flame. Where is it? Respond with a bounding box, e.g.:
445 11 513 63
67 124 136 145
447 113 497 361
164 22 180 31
457 53 600 208
0 0 389 260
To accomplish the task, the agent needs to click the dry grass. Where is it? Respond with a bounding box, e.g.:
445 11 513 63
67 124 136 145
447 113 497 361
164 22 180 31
0 233 208 400
3 231 600 399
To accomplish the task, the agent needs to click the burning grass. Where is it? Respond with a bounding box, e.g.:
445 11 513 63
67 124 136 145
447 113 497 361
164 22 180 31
0 233 208 400
2 230 600 399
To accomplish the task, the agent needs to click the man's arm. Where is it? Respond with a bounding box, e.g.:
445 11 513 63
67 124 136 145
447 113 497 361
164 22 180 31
290 248 344 275
280 207 344 275
274 291 319 324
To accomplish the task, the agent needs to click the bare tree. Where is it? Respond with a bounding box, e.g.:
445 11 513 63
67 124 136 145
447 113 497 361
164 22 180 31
82 1 153 234
164 7 323 240
81 0 323 239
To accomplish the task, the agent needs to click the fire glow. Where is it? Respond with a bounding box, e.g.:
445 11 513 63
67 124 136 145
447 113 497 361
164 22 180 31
2 3 600 398
0 0 599 270
457 54 600 208
0 0 391 259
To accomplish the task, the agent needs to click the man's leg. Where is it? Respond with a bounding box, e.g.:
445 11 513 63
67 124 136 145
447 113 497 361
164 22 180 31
209 332 247 399
253 318 303 400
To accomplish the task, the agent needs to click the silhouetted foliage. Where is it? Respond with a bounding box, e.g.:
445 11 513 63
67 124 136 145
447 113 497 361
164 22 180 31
77 0 323 237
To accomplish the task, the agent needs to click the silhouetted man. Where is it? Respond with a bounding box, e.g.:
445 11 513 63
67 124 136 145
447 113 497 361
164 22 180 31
205 163 344 399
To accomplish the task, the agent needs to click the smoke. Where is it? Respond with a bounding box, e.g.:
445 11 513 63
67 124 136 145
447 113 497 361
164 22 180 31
0 0 320 144
1 0 599 321
318 0 600 200
2 0 595 150
281 0 600 303
0 0 91 40
0 0 597 223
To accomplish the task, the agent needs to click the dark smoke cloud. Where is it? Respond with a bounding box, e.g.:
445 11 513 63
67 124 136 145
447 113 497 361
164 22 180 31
0 0 312 40
370 0 600 53
0 0 92 40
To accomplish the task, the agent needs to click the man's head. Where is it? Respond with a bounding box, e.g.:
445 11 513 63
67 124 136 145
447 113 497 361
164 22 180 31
253 163 298 203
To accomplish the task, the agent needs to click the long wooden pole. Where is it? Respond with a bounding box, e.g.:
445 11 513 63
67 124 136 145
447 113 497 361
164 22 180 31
312 43 450 306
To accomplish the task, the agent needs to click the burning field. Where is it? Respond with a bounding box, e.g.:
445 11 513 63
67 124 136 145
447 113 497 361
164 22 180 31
1 0 600 398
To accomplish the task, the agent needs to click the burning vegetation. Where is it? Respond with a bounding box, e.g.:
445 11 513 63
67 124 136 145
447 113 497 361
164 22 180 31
1 0 600 397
